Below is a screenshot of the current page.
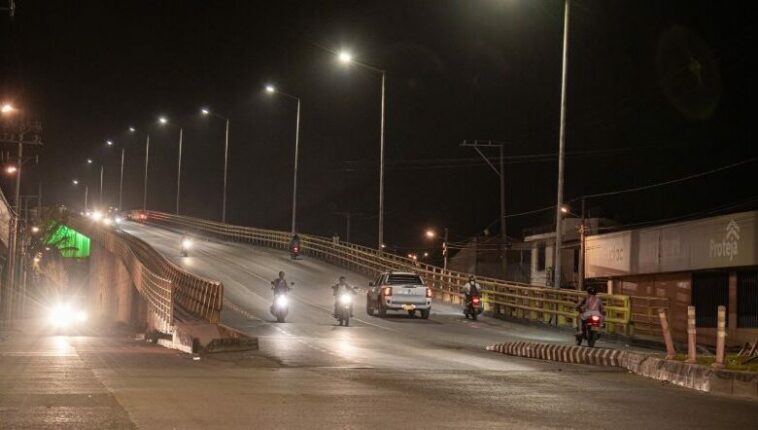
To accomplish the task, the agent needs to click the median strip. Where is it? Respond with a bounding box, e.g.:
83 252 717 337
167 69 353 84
486 341 758 399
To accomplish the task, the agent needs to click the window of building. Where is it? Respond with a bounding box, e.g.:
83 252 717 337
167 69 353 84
537 245 546 271
738 270 758 328
692 272 729 327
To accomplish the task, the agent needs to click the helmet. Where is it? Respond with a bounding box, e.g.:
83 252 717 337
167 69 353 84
468 275 476 282
278 271 285 278
587 286 597 295
339 276 346 282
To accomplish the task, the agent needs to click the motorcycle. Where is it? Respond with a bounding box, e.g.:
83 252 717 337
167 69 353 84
576 312 603 347
180 238 193 257
463 295 483 321
335 293 353 326
270 293 289 323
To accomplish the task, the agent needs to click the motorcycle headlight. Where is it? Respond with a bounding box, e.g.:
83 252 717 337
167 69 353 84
182 239 192 249
339 294 352 305
275 295 288 308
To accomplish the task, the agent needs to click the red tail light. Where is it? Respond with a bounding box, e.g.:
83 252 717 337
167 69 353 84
472 297 481 304
591 315 601 322
293 246 299 252
382 286 393 296
426 288 432 298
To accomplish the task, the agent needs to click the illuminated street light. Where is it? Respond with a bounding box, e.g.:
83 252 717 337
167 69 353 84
87 158 93 164
337 50 386 250
128 126 136 133
106 140 113 146
1 103 14 114
73 179 89 211
264 84 302 236
338 51 352 63
561 206 568 214
5 165 17 174
425 230 436 239
72 179 79 185
199 106 231 223
158 116 184 214
31 226 40 234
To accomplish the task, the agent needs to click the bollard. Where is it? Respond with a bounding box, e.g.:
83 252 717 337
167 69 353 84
658 308 676 360
687 305 697 364
713 305 726 369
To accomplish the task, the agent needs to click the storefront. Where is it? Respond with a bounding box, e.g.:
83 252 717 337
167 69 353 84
585 211 758 345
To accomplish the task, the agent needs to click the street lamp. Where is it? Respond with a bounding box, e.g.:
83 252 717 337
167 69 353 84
264 85 302 236
129 126 151 210
105 139 125 210
553 0 572 289
158 116 184 214
5 165 17 174
72 178 88 211
86 158 104 208
337 50 387 250
200 107 231 223
425 227 449 271
1 103 14 114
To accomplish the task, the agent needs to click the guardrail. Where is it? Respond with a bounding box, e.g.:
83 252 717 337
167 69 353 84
68 215 223 327
131 210 632 334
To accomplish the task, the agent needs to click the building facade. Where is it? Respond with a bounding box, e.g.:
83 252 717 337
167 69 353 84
585 210 758 345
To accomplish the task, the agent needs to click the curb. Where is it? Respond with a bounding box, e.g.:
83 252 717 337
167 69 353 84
487 341 758 399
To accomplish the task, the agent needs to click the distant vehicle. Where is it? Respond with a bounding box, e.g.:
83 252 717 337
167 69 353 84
366 271 431 319
48 294 89 333
180 238 193 257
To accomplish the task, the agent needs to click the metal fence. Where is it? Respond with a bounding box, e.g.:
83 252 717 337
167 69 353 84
68 215 222 329
132 210 632 334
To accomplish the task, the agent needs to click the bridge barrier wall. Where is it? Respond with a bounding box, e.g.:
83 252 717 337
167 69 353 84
131 211 632 335
68 215 222 330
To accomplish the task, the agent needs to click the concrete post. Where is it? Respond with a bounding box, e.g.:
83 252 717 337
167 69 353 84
713 305 726 368
687 305 697 364
658 308 676 360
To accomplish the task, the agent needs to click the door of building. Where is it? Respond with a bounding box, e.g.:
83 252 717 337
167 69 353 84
692 271 729 327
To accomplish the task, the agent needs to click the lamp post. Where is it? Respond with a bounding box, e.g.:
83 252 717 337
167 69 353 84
86 158 103 208
337 51 387 250
72 179 88 211
200 108 231 223
265 85 301 236
106 139 125 210
425 228 450 271
553 0 572 289
158 116 183 214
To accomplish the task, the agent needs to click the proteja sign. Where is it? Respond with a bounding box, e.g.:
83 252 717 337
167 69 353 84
709 220 740 261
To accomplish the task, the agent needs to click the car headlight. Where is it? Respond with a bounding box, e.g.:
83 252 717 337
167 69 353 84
114 216 123 224
50 305 74 327
275 295 288 308
339 294 352 305
182 239 192 249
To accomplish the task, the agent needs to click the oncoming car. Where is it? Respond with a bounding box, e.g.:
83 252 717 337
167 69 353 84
47 296 89 333
366 271 431 319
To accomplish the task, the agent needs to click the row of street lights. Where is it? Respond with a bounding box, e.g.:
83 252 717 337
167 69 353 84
87 50 387 246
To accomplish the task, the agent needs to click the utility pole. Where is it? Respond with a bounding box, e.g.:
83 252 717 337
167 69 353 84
578 196 586 290
333 211 369 244
143 134 150 210
461 139 508 278
553 0 571 289
443 227 449 272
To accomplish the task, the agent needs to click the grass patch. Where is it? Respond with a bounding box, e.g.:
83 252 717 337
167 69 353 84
671 354 758 372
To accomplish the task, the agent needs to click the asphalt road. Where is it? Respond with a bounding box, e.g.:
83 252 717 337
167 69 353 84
114 221 758 429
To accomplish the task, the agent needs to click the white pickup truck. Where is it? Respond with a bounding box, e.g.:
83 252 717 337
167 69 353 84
366 271 431 319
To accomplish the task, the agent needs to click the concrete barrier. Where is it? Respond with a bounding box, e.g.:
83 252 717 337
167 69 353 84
487 341 758 399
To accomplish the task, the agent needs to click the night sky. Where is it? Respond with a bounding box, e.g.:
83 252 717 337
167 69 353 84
0 1 753 253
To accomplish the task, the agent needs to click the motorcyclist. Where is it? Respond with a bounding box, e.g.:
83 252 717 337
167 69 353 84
332 276 356 317
461 275 481 311
576 286 605 334
289 234 301 251
179 233 191 252
271 271 291 297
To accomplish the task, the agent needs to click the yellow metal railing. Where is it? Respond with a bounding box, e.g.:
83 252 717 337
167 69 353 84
131 210 631 333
